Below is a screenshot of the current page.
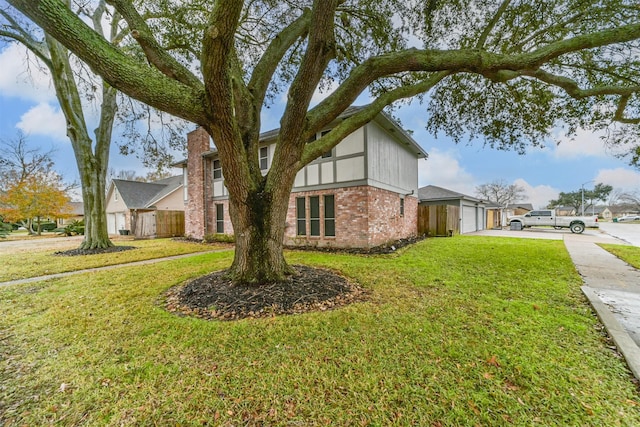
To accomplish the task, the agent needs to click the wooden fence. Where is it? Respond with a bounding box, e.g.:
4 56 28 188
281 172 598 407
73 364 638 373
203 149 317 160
133 210 185 238
418 204 460 237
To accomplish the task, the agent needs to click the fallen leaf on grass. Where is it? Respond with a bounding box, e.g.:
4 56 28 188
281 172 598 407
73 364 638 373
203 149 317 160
486 355 501 367
468 401 480 415
580 401 594 416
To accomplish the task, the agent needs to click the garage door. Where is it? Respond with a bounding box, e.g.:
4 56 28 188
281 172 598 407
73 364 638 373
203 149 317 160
462 205 477 234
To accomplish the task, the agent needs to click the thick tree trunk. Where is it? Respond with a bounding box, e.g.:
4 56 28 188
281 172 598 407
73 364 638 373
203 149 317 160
226 185 294 285
79 168 112 250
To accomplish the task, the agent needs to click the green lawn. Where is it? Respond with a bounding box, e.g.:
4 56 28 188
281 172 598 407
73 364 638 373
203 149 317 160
600 244 640 269
1 236 638 426
0 239 226 282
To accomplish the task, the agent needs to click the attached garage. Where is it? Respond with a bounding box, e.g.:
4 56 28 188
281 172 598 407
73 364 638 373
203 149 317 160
419 185 489 235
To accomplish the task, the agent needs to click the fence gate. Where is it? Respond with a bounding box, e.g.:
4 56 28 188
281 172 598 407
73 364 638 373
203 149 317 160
418 205 460 237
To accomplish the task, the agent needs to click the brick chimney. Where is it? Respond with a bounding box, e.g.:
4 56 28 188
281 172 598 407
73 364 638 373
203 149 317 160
185 127 210 239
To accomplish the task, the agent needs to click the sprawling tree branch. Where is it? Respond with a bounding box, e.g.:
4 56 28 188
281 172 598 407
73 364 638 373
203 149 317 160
301 71 450 166
6 0 206 124
106 0 202 89
247 8 312 111
0 9 51 66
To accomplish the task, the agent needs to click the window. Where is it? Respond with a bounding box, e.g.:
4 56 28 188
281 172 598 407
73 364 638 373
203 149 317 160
324 195 335 237
296 197 306 235
320 130 333 158
259 146 268 170
213 159 222 179
310 196 320 236
216 204 224 233
183 167 188 201
400 197 405 217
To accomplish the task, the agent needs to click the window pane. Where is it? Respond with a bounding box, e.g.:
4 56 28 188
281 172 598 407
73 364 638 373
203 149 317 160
216 204 224 233
213 160 222 179
324 195 335 237
325 220 335 237
324 195 335 218
310 220 320 236
310 196 320 236
310 196 320 218
260 147 268 170
296 197 306 235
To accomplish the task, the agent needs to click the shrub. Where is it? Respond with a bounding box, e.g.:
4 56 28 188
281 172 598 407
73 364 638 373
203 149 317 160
204 233 235 243
0 222 11 238
56 219 85 236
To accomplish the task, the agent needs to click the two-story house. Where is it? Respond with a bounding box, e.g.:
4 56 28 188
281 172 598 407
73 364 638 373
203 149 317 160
178 108 428 249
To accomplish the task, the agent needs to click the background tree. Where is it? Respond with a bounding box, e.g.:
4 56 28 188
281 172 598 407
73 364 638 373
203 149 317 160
0 132 68 233
547 191 583 214
547 182 613 215
584 183 613 213
618 191 640 211
8 0 640 284
1 2 186 249
0 172 72 234
475 179 526 207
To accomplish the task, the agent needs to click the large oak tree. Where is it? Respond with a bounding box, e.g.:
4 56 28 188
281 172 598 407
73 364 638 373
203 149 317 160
8 0 640 284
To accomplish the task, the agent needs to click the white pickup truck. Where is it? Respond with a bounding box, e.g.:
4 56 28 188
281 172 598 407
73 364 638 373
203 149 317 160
507 209 598 234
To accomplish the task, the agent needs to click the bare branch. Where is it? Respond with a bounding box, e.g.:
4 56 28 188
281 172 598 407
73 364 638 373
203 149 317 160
476 0 512 49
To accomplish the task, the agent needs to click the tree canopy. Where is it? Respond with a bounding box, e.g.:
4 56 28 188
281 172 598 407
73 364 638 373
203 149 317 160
547 182 613 214
475 179 526 207
0 134 72 234
7 0 640 283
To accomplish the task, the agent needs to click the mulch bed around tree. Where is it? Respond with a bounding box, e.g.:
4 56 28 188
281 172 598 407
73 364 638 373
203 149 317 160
285 234 426 255
165 265 370 321
54 246 137 256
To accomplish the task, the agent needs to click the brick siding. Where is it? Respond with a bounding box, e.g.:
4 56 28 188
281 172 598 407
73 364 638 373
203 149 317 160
185 129 418 248
184 127 210 239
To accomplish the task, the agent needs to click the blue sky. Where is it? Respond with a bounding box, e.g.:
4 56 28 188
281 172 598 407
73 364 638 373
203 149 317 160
1 42 639 209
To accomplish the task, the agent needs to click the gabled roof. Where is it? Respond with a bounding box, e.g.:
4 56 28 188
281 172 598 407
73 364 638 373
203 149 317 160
67 201 84 215
111 175 182 209
418 185 483 203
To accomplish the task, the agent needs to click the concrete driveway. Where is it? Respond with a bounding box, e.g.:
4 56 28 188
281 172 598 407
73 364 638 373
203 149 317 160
598 222 640 247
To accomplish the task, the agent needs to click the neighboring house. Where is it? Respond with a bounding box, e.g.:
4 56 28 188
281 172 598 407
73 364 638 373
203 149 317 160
503 203 534 224
582 205 612 219
610 204 640 218
57 201 84 226
417 185 493 235
105 176 185 238
178 108 427 248
556 206 576 216
484 201 504 229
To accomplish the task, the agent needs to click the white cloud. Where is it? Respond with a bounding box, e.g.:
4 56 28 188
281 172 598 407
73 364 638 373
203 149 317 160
594 168 640 193
513 179 559 210
551 128 618 159
418 148 476 195
0 44 55 102
16 103 67 141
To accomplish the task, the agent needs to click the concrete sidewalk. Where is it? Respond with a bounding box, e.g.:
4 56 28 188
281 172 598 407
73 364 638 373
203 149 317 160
0 249 230 288
563 234 640 380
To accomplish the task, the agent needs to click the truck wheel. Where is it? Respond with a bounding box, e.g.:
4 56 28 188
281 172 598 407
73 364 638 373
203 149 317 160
570 223 585 234
554 226 563 230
